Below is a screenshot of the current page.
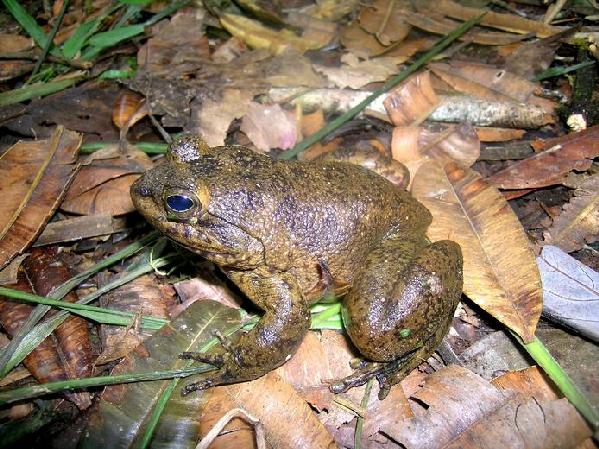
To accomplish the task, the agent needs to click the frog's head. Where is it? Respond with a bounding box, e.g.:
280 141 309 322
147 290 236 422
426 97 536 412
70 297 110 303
130 135 264 268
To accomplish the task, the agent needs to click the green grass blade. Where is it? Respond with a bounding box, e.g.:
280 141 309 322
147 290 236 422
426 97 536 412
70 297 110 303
2 0 63 58
62 18 101 59
523 337 599 431
0 75 86 107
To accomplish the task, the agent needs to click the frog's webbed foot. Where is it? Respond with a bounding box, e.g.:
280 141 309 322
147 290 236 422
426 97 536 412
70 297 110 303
329 349 420 400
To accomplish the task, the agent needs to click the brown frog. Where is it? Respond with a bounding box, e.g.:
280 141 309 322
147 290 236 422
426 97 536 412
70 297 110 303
131 135 463 399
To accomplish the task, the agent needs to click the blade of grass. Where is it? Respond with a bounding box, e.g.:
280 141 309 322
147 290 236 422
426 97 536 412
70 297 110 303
522 336 599 431
0 232 162 377
0 74 86 107
278 13 486 160
0 287 169 329
2 0 64 59
30 0 69 78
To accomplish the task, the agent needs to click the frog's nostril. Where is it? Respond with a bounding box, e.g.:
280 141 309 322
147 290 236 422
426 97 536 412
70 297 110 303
139 186 151 197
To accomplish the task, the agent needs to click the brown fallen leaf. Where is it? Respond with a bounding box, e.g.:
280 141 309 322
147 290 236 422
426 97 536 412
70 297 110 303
0 126 80 270
383 364 591 448
0 268 90 409
391 122 480 183
424 0 561 37
488 126 599 189
358 0 412 46
96 275 174 364
384 71 440 127
543 173 599 252
221 372 337 448
25 247 93 381
474 127 526 142
411 162 543 343
61 152 152 216
219 13 333 55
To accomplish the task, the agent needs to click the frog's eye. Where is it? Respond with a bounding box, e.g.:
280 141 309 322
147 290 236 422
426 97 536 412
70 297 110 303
166 194 195 212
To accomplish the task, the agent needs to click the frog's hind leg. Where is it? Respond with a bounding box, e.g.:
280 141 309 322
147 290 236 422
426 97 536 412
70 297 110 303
333 235 463 399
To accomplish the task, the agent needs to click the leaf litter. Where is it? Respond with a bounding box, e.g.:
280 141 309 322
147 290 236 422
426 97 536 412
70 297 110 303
0 0 598 447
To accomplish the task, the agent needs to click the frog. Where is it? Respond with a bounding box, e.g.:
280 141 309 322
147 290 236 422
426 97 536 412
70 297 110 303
130 134 463 399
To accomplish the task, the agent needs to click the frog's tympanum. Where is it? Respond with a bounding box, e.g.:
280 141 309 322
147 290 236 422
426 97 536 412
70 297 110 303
131 135 463 399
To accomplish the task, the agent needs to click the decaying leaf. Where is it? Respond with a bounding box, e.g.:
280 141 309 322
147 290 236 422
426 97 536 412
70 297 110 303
96 274 174 364
383 364 590 448
538 246 599 342
391 122 479 182
0 126 80 270
358 0 412 46
542 173 599 252
411 162 543 343
314 53 399 90
61 153 153 216
194 88 257 147
421 0 561 37
488 126 599 189
384 71 440 127
219 13 332 55
80 301 241 448
240 102 297 151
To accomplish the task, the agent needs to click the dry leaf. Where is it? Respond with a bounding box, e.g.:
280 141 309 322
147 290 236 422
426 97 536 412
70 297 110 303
411 162 542 343
339 21 387 58
426 0 561 37
0 126 80 270
240 102 297 151
384 71 440 126
358 0 412 46
314 53 398 89
219 13 331 55
193 88 257 147
96 275 174 364
542 173 599 252
391 122 480 182
62 153 152 216
538 246 599 342
488 126 599 189
112 90 147 129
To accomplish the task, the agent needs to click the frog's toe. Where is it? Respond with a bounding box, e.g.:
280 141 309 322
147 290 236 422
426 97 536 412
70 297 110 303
329 350 420 399
179 351 226 368
181 378 215 396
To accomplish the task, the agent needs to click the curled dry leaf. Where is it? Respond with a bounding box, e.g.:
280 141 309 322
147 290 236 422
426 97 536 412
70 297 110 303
384 71 440 126
425 0 561 37
392 122 480 183
488 125 599 189
0 126 80 270
411 162 542 343
112 90 147 130
542 173 599 252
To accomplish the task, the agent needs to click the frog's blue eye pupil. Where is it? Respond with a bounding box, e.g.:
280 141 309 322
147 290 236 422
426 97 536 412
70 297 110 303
167 195 194 212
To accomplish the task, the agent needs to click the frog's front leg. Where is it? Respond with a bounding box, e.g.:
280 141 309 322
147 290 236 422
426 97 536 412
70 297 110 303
332 234 463 399
182 268 310 395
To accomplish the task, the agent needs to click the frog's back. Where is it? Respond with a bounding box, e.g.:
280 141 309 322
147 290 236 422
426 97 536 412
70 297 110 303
201 146 429 283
